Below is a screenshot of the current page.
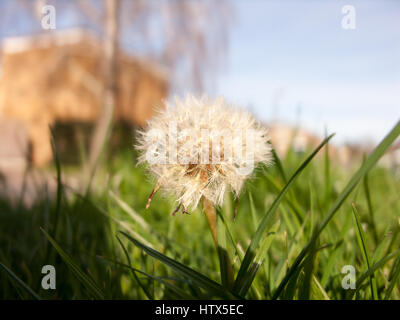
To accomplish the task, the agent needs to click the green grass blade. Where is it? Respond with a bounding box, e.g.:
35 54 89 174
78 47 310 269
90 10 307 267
236 220 280 297
116 236 154 299
120 231 239 299
49 127 63 238
321 210 352 286
271 147 287 183
0 262 41 300
350 250 400 299
312 275 330 300
371 227 392 264
324 129 332 207
298 236 318 300
317 121 399 242
281 266 302 300
217 214 234 289
233 133 335 294
217 208 243 262
272 121 400 299
41 228 105 299
273 206 310 287
98 254 193 299
109 190 149 231
352 203 378 299
384 258 400 300
249 192 258 231
363 162 378 244
263 172 305 223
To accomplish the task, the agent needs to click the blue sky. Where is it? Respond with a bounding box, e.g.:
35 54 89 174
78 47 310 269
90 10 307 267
214 0 400 144
0 0 398 144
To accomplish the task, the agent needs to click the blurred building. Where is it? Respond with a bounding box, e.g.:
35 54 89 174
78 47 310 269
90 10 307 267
380 141 400 174
268 123 322 157
0 28 168 166
267 122 367 167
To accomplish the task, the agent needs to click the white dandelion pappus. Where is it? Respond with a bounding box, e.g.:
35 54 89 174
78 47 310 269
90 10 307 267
136 95 273 213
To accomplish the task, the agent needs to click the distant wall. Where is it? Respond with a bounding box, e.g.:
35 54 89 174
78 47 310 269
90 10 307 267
0 32 168 166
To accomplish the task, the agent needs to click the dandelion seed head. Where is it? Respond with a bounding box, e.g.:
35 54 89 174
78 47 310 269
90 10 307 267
136 95 273 210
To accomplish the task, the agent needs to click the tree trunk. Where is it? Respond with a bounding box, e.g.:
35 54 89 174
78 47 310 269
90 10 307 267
86 0 119 190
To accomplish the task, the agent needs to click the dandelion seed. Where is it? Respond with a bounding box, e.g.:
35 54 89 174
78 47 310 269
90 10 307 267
145 184 160 209
233 197 240 221
136 94 273 212
171 203 181 216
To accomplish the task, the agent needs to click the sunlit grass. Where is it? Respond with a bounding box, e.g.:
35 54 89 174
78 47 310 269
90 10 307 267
0 122 399 300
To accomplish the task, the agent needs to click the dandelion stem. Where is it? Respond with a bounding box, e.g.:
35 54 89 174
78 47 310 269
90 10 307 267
202 197 235 289
202 197 218 247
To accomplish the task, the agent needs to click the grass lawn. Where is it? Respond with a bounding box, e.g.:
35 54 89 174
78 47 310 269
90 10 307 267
0 122 399 300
